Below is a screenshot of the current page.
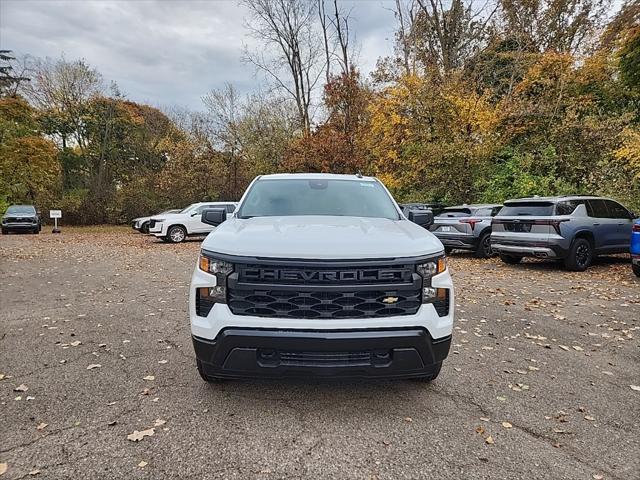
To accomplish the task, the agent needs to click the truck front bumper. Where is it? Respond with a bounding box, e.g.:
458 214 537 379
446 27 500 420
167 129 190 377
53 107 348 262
193 328 451 379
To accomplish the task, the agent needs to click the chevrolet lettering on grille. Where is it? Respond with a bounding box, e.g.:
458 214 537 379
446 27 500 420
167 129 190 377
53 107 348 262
241 267 411 283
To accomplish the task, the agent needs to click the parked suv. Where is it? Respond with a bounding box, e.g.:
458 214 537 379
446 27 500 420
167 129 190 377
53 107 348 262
1 205 41 234
491 196 636 271
400 202 447 217
148 202 237 243
132 209 180 234
189 174 454 382
429 204 502 258
631 219 640 277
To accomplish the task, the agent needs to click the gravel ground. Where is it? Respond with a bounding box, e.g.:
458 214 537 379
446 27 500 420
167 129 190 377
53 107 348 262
1 227 639 480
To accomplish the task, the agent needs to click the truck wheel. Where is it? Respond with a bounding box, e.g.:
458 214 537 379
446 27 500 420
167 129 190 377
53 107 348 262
632 264 640 277
167 225 186 243
32 228 39 234
141 221 150 234
499 254 522 265
197 360 223 383
475 231 492 258
1 228 7 235
564 238 593 272
413 362 442 383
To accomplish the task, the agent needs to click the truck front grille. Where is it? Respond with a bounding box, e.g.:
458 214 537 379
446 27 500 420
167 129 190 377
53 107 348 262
228 288 421 319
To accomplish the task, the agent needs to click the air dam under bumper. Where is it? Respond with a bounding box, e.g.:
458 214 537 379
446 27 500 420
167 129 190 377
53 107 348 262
193 328 451 379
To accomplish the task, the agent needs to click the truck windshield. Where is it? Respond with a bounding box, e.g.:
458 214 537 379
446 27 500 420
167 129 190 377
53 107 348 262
6 206 35 215
238 179 400 220
498 202 555 216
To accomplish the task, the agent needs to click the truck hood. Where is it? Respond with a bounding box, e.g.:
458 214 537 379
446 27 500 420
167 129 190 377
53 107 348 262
202 216 443 259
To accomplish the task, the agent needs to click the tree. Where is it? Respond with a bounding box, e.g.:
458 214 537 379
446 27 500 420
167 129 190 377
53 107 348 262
0 51 30 97
0 97 61 210
499 0 611 54
243 0 324 133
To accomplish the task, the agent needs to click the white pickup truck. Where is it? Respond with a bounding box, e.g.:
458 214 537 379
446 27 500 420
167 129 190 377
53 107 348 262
148 202 237 243
189 174 454 382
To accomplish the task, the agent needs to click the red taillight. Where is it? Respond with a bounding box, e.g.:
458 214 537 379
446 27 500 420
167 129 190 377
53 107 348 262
633 224 640 233
459 218 478 231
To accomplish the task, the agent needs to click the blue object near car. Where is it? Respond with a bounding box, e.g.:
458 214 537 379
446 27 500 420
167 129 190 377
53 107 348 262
631 218 640 277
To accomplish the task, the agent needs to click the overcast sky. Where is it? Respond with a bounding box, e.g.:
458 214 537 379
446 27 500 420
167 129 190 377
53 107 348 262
1 0 397 110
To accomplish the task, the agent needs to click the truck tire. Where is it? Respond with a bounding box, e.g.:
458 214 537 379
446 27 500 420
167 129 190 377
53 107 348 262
499 254 522 265
632 264 640 277
197 359 224 383
475 231 492 258
32 228 39 234
141 221 150 234
167 225 186 243
564 238 593 272
1 228 7 235
413 362 442 383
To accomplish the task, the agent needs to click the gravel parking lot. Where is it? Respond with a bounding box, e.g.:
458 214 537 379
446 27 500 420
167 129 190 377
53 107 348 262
1 228 639 479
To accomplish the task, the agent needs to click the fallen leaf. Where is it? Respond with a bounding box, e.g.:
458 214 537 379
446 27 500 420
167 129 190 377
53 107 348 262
70 341 81 347
138 461 148 468
86 364 101 370
127 428 155 442
0 463 6 475
572 346 583 351
158 360 168 364
143 375 155 381
584 415 595 421
496 396 507 402
475 426 485 435
29 470 40 476
630 385 640 392
0 374 5 380
485 435 494 445
501 422 513 429
153 419 166 427
592 475 603 480
559 345 570 351
404 417 413 422
36 423 48 431
13 384 28 392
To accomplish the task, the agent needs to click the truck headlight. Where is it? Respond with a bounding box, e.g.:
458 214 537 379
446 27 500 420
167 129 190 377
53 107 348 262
197 254 234 304
417 255 447 303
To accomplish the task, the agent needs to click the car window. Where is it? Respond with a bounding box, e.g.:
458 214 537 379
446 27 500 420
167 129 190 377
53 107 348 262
497 202 554 216
604 200 630 219
491 207 502 216
6 205 36 215
555 200 584 216
439 208 472 217
586 199 609 218
474 208 492 216
226 204 236 213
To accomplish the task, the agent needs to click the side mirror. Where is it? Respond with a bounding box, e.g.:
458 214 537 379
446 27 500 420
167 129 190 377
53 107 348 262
408 209 434 227
201 208 227 226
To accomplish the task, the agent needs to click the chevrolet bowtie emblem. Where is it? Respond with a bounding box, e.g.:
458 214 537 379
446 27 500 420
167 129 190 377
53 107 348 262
382 296 399 304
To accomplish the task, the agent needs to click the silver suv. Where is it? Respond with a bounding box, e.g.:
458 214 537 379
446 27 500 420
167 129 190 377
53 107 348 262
491 196 636 271
429 204 502 258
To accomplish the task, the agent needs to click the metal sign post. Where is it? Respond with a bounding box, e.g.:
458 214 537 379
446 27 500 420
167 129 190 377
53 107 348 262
49 210 62 233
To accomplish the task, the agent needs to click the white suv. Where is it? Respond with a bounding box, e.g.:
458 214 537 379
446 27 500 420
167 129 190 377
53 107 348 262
189 174 454 382
148 202 237 243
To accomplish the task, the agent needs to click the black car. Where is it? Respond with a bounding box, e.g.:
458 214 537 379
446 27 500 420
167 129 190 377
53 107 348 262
400 202 447 217
1 205 42 234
